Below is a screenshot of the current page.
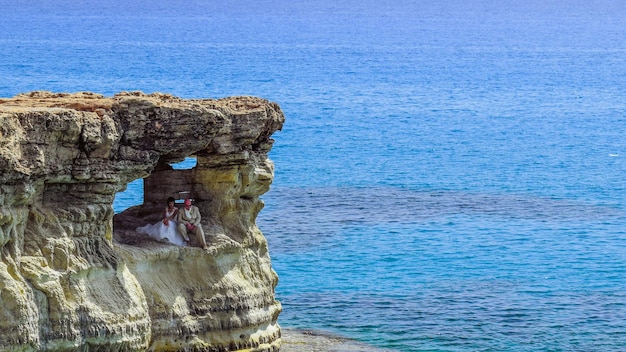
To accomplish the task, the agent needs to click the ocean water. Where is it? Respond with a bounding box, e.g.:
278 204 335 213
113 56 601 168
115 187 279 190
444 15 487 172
2 1 626 351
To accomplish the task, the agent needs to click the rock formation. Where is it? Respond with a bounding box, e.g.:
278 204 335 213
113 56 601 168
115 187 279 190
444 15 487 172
0 91 284 351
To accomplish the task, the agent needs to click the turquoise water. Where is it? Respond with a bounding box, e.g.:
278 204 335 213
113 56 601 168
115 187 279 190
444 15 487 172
2 1 626 350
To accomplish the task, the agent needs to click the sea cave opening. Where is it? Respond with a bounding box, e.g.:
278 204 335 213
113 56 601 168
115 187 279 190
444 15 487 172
112 157 198 214
111 156 198 245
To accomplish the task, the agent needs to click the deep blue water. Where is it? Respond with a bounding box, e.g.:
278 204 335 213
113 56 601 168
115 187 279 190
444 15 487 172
2 1 626 350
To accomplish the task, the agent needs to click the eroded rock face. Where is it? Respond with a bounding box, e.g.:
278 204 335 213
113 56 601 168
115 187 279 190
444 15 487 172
0 91 284 351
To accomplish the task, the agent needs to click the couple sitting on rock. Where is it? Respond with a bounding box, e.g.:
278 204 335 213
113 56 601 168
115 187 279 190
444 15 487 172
136 197 209 251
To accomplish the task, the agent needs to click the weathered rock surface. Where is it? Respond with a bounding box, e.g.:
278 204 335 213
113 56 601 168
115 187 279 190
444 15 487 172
0 91 284 351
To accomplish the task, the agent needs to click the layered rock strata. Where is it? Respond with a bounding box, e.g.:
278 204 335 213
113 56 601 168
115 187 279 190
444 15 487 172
0 91 284 351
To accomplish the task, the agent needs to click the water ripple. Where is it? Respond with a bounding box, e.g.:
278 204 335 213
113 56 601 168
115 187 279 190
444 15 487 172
260 186 626 351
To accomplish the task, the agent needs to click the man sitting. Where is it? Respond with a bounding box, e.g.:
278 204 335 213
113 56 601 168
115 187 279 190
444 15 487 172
177 198 208 251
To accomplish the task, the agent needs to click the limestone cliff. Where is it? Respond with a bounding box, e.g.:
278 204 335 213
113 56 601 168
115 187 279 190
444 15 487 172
0 91 284 351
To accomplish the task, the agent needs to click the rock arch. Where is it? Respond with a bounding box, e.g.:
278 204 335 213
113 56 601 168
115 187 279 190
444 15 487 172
0 91 284 351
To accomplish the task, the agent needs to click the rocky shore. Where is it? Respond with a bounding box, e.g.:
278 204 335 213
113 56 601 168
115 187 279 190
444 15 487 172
281 328 395 352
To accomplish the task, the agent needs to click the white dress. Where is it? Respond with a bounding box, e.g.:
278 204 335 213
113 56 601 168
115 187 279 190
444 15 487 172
136 208 186 246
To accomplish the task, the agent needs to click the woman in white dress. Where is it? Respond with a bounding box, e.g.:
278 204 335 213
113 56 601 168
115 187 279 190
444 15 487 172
136 197 186 246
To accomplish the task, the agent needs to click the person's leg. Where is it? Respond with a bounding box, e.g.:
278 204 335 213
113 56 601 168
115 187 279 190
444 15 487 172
192 226 207 249
177 223 190 242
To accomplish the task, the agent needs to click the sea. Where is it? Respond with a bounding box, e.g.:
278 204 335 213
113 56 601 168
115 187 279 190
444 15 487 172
2 1 626 351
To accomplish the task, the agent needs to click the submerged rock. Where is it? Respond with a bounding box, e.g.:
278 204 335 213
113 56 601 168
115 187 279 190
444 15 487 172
0 91 284 351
